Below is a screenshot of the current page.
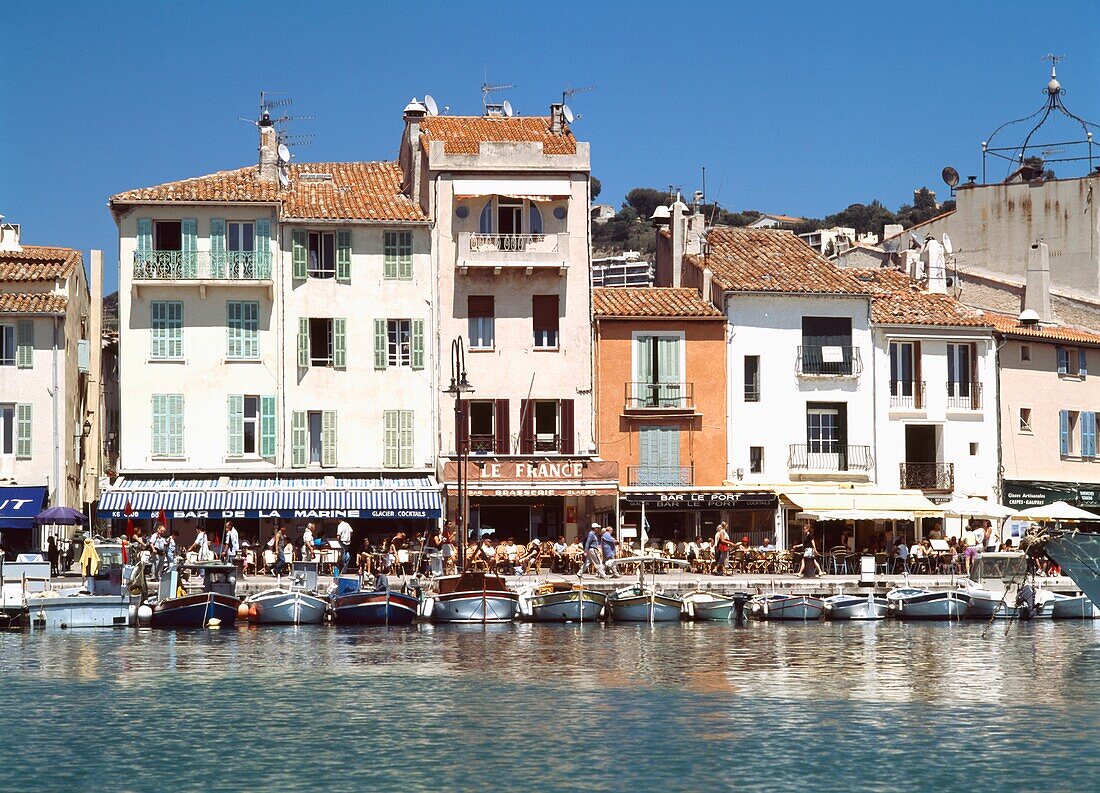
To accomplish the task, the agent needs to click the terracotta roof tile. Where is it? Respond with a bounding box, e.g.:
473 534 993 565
110 162 426 222
592 287 723 318
0 292 68 314
850 269 991 327
688 227 870 294
0 246 82 282
982 311 1100 346
419 116 577 155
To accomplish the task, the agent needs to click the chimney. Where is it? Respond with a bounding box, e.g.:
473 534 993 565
1025 241 1053 322
257 111 278 183
401 98 427 200
922 237 947 293
669 194 688 288
549 103 565 135
0 217 21 252
702 266 713 302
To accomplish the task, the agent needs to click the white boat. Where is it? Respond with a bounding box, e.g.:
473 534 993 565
1 556 51 628
886 587 969 620
748 593 824 621
245 562 327 625
520 581 607 622
823 592 888 620
681 590 743 621
1051 592 1100 619
606 555 687 623
28 543 132 629
961 552 1054 620
431 571 519 623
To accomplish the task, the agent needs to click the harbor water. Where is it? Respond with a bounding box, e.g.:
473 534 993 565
4 620 1100 792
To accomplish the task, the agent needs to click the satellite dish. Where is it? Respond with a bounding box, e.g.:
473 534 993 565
562 103 574 123
277 143 291 164
424 94 439 116
910 232 924 248
942 233 953 256
502 100 513 117
278 170 290 188
941 166 960 188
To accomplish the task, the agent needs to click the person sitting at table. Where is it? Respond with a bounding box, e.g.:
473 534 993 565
759 537 776 552
894 539 910 574
927 521 943 540
357 537 373 575
565 536 584 572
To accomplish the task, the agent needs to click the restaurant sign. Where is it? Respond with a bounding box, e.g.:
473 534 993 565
444 459 619 484
102 508 437 520
1002 481 1100 510
623 491 778 510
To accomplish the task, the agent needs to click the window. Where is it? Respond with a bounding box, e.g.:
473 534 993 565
1057 347 1087 377
806 407 840 454
1021 345 1031 362
889 341 916 394
532 295 559 349
0 325 15 366
635 334 683 408
1060 410 1081 456
383 231 413 280
308 231 336 278
154 220 182 251
292 410 335 468
969 442 979 457
947 343 974 403
497 197 523 235
383 410 415 468
387 319 412 367
243 396 259 455
151 394 184 458
800 316 854 375
1 405 13 455
151 301 183 359
520 398 573 454
1019 407 1033 433
309 318 334 366
469 401 495 452
749 446 764 474
637 424 684 486
309 411 323 464
227 301 259 359
468 296 495 349
744 355 760 402
534 401 559 451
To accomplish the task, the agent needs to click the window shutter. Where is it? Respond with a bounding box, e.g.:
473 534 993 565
374 319 387 370
227 301 241 359
15 320 33 369
15 403 32 459
260 395 276 460
151 302 165 358
913 341 923 409
321 410 337 467
335 230 352 281
1060 410 1070 456
1080 349 1088 378
168 302 182 358
255 218 272 276
297 318 309 369
495 399 510 454
398 232 413 280
411 319 424 370
1085 412 1097 458
455 400 468 454
227 394 244 456
210 218 226 279
151 395 165 457
292 230 307 280
559 399 575 454
243 301 258 358
384 410 399 468
1057 348 1069 375
529 204 543 235
969 344 980 409
181 218 198 277
520 399 534 454
169 394 184 456
333 317 347 370
399 410 414 468
382 232 396 280
291 411 307 468
136 218 153 257
479 201 493 234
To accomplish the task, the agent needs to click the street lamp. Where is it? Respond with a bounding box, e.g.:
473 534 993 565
443 337 474 569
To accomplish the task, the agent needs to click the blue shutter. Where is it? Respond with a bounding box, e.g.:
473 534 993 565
383 232 398 280
260 396 277 461
227 394 244 456
383 410 399 468
292 230 308 280
291 411 307 468
255 218 272 277
210 218 226 279
333 318 347 370
226 301 242 359
1079 349 1088 377
374 319 387 370
321 411 337 468
399 410 414 468
1057 348 1069 375
181 218 198 277
1084 412 1097 458
15 320 34 369
15 404 32 459
411 319 424 370
136 218 153 256
1060 410 1070 456
297 318 309 369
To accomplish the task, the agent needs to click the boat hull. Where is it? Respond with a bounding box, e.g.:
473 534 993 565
335 590 420 625
1045 534 1100 614
29 593 131 629
1051 593 1100 619
965 589 1053 620
526 589 606 622
151 593 241 628
431 591 519 623
823 594 888 621
609 593 682 622
247 590 327 625
749 595 824 621
887 589 969 620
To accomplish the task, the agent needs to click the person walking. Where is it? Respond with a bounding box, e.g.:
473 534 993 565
600 525 620 579
167 530 180 570
46 535 60 577
581 522 606 578
713 522 731 576
796 527 819 578
336 519 353 572
301 522 315 562
189 526 211 562
222 521 240 568
149 524 168 580
271 525 286 577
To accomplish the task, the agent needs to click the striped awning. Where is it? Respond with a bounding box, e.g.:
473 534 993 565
98 476 441 519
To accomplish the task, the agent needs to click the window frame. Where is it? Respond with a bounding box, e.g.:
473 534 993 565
806 406 841 454
383 230 413 280
308 410 323 465
226 300 260 360
308 318 334 367
744 355 760 402
0 404 13 455
150 300 184 360
1018 407 1033 434
307 230 337 279
0 324 15 366
749 446 764 474
153 220 182 251
242 395 259 455
387 319 412 367
532 294 560 349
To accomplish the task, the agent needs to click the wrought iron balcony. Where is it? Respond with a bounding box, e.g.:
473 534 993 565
946 381 982 410
533 434 561 453
900 462 954 492
469 434 497 454
133 251 272 281
788 444 873 472
457 232 569 273
889 380 925 410
628 465 695 486
796 345 862 377
624 381 695 411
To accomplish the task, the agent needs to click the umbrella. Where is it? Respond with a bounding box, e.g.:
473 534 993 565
1014 501 1099 521
33 506 89 526
940 496 1016 519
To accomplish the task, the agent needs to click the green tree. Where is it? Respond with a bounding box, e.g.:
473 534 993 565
589 176 602 200
624 188 668 221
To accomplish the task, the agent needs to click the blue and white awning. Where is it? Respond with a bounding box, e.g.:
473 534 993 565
98 476 441 520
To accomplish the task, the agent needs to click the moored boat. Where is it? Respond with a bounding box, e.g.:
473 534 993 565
1028 529 1100 616
1051 592 1100 619
823 592 888 621
335 587 420 626
151 563 241 628
246 562 328 625
431 571 519 623
748 593 824 621
522 581 606 622
886 587 969 620
682 590 740 621
606 555 688 623
28 542 131 629
960 552 1053 620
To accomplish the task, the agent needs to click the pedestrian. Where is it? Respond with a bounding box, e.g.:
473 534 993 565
222 521 240 567
46 535 60 577
189 526 211 562
441 522 457 575
149 524 168 580
336 518 353 572
713 522 731 576
271 525 286 577
796 527 819 577
600 525 620 578
301 522 315 562
581 522 605 578
167 530 180 570
895 538 910 575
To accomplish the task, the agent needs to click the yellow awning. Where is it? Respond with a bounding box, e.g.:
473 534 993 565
781 489 943 521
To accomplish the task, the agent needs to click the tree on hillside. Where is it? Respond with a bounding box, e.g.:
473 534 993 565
590 176 602 200
823 200 897 238
624 188 668 220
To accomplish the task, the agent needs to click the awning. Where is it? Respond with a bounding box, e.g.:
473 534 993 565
782 489 942 522
622 489 778 510
453 178 571 200
98 476 442 520
0 486 48 529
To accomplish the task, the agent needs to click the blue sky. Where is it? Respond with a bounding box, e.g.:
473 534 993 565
2 0 1099 293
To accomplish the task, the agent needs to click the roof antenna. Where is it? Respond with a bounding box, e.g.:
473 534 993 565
482 79 515 116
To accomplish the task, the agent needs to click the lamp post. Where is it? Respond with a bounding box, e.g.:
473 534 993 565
443 338 474 569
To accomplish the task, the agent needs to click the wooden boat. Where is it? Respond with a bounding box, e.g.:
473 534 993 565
606 555 687 623
246 562 327 625
748 593 824 621
682 589 741 621
27 543 131 629
335 587 420 626
1051 592 1100 619
522 581 606 622
886 587 969 620
430 571 519 623
823 592 888 621
151 563 241 628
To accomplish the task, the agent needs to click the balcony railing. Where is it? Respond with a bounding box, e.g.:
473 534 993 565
796 345 862 377
457 232 569 272
628 465 695 486
534 434 561 453
624 381 695 411
469 434 497 453
946 381 982 410
133 251 272 281
469 234 557 253
900 462 954 492
889 380 925 410
788 444 874 472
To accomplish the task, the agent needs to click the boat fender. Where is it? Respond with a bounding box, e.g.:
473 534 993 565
207 617 222 629
238 602 252 620
136 604 153 625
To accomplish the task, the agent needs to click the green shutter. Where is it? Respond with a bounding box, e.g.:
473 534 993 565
399 410 414 468
210 218 226 279
336 230 352 281
398 232 413 280
374 319 387 370
297 318 309 369
152 395 165 457
151 302 164 358
15 404 32 459
260 396 277 460
383 232 398 280
244 301 258 358
227 302 242 359
255 218 272 277
227 394 244 456
167 302 183 358
411 319 424 370
169 394 184 457
292 230 307 280
383 410 399 468
291 411 307 468
657 336 681 405
181 218 198 277
333 317 347 370
15 320 33 369
321 410 337 468
136 218 153 257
